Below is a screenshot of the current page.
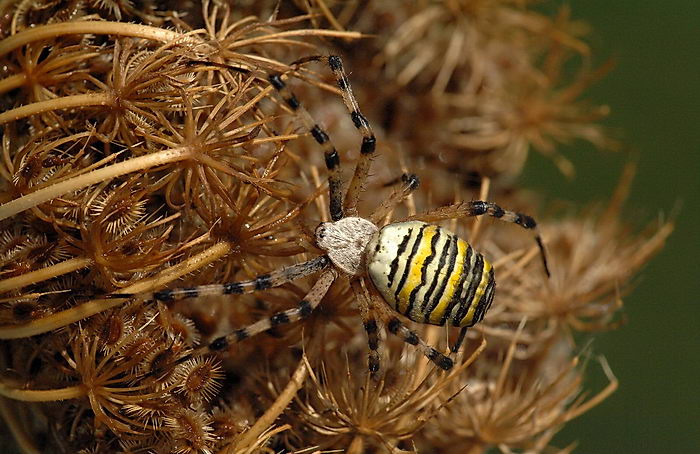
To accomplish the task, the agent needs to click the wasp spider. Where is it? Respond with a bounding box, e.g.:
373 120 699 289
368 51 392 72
110 56 549 374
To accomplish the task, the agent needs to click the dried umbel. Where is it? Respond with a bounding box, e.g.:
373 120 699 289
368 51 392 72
0 1 671 453
291 0 615 181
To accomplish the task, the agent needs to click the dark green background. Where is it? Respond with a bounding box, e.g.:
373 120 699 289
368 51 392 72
521 2 699 452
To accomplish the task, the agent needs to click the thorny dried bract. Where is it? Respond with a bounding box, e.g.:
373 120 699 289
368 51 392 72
0 1 671 453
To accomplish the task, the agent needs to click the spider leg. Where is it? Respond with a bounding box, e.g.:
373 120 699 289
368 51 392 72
293 55 377 218
106 256 329 303
147 269 338 376
368 287 453 371
370 173 420 224
207 269 337 352
407 201 550 277
451 326 469 353
267 72 345 221
350 278 383 376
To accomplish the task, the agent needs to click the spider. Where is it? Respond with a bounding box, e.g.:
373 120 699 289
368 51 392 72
109 56 550 374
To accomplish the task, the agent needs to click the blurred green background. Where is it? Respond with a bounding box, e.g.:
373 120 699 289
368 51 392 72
521 1 699 452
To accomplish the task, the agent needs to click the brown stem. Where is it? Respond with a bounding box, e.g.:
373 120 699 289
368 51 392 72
231 356 308 451
0 73 26 95
0 147 192 222
0 383 84 402
0 257 92 294
0 22 186 58
0 93 111 125
0 240 231 339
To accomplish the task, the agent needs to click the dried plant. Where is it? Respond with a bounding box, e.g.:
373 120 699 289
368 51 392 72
0 1 671 453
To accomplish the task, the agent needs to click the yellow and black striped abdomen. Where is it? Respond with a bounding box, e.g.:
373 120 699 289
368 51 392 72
366 221 495 327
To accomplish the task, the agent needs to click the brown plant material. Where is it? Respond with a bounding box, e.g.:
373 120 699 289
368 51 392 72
0 1 671 453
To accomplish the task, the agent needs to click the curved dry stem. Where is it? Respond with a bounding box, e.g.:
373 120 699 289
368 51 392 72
230 356 308 452
0 73 26 94
0 241 232 339
0 257 92 294
564 356 618 421
0 147 192 221
0 93 111 124
0 383 84 402
0 22 188 58
227 29 363 49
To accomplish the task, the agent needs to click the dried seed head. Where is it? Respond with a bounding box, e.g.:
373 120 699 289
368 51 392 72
138 336 187 388
163 408 216 454
211 403 252 444
170 312 201 346
174 356 224 404
89 185 148 236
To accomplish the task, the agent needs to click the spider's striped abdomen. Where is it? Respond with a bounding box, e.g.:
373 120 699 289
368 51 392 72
366 221 495 328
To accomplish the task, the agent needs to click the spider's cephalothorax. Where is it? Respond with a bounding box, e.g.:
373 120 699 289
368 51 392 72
110 56 549 374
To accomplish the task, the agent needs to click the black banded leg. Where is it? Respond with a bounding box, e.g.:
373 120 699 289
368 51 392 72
350 279 383 376
409 200 550 277
267 71 345 221
451 327 469 353
293 55 376 218
207 269 337 354
385 316 453 371
368 290 452 371
328 55 376 217
105 256 329 303
370 173 420 224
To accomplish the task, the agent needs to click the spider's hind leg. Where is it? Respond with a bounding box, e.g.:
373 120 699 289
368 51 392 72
451 326 469 353
408 200 550 277
368 288 453 371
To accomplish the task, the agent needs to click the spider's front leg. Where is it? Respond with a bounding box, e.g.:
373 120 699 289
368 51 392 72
292 55 377 218
105 256 330 303
267 71 345 221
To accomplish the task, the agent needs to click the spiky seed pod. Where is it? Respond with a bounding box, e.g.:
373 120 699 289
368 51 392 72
170 312 201 346
173 356 224 405
88 184 148 236
211 404 253 446
163 408 216 454
93 309 135 355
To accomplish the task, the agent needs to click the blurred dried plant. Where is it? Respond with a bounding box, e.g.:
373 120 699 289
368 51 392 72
0 1 671 453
